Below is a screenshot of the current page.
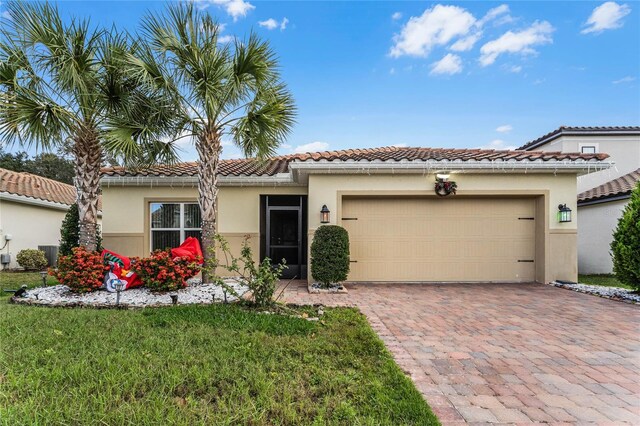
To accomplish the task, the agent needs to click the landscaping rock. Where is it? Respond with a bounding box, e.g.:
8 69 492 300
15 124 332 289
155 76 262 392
307 282 348 294
11 278 249 309
551 281 639 304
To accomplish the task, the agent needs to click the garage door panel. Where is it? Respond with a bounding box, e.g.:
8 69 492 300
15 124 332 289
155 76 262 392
342 197 536 282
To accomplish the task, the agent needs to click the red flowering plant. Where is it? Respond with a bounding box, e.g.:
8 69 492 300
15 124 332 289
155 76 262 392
50 246 109 293
132 250 201 292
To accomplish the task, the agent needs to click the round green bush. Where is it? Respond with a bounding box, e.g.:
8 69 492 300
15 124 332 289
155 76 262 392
310 225 350 287
16 249 48 271
611 182 640 290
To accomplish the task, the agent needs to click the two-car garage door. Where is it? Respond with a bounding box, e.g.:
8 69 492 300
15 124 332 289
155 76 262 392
341 197 536 282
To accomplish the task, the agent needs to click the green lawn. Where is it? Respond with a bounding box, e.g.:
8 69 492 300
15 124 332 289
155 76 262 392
0 271 58 297
578 274 634 290
0 301 438 425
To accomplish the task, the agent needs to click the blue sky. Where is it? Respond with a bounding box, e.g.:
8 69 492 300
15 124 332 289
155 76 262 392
3 1 639 160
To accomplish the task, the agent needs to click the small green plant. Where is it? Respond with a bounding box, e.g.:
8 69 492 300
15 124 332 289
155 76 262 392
16 249 48 270
59 203 103 256
203 235 287 308
310 225 350 288
611 182 640 290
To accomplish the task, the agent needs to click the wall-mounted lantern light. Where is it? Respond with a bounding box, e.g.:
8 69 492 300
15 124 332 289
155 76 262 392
320 205 330 224
558 204 572 223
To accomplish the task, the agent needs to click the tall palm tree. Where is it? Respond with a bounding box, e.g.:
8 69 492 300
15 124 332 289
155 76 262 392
0 2 178 251
126 3 296 273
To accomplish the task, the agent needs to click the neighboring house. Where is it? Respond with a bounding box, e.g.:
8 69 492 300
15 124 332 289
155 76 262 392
101 146 609 284
576 169 640 274
518 126 640 274
0 168 101 269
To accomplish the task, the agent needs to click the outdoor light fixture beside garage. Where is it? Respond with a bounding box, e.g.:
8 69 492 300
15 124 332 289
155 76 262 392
558 204 572 223
320 205 330 223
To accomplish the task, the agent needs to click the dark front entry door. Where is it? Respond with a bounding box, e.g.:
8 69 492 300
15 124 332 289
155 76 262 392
262 195 307 279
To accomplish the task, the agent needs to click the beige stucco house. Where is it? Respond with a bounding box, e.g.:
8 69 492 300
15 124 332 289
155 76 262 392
101 146 610 284
518 126 640 274
0 168 101 269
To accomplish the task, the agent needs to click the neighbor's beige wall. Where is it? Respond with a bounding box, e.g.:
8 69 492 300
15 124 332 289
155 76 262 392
540 135 640 193
307 173 578 283
0 200 66 269
577 199 627 274
101 185 307 261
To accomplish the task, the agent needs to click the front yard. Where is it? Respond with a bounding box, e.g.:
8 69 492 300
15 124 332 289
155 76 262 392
0 301 438 425
578 274 633 289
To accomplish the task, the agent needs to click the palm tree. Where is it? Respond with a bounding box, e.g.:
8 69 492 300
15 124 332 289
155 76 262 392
0 2 177 251
126 3 296 273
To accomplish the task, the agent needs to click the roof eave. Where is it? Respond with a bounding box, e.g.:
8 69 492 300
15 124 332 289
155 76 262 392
578 193 632 207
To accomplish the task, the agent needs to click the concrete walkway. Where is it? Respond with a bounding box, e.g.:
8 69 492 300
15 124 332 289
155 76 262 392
283 281 640 424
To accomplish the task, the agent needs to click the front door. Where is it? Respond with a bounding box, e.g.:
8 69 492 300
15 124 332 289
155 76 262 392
262 195 307 279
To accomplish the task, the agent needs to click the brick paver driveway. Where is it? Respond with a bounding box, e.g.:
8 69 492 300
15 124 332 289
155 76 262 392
284 282 640 424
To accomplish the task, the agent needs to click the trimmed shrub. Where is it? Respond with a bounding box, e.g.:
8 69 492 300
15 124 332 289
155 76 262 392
310 225 350 287
132 250 201 292
611 182 640 290
59 203 103 257
50 246 108 292
16 249 48 270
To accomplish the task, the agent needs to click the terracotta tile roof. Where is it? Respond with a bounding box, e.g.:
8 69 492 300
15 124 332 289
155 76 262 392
518 126 640 151
578 169 640 204
0 167 76 205
0 167 102 210
101 146 609 177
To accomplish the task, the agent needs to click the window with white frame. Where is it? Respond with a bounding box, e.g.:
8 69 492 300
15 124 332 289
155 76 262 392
150 202 201 251
579 143 598 154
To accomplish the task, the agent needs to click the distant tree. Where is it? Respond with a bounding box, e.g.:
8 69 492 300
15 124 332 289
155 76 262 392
0 149 28 172
0 148 74 184
611 182 640 290
26 153 75 185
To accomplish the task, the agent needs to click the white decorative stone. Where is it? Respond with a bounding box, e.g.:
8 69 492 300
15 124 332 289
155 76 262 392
552 281 639 304
12 278 249 308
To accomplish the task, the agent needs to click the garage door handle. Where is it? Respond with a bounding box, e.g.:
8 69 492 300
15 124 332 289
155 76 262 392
518 260 534 263
349 260 358 263
518 217 534 220
342 217 358 221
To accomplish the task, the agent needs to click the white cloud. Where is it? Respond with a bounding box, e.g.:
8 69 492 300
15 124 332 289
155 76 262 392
496 124 513 133
450 32 482 51
390 5 476 57
258 18 278 30
391 12 402 21
477 4 511 27
582 2 631 34
293 141 329 154
389 67 396 75
479 21 554 66
258 17 288 31
478 139 516 150
217 35 234 44
207 0 255 21
390 4 515 57
280 143 292 150
430 53 463 75
612 76 636 84
507 65 522 73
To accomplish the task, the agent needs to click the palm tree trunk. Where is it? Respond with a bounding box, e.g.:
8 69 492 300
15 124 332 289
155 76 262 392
73 127 102 252
197 130 222 282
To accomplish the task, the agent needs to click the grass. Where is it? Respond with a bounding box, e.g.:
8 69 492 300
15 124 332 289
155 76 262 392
0 301 438 425
0 271 58 297
578 274 634 290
